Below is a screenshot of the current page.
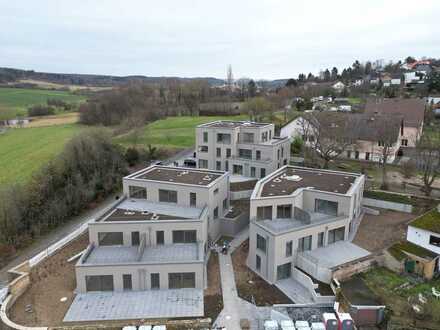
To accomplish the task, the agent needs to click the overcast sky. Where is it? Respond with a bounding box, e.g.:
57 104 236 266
1 0 439 80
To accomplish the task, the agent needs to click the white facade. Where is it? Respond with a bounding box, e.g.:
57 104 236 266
247 166 365 284
196 120 291 179
75 166 230 294
407 226 440 255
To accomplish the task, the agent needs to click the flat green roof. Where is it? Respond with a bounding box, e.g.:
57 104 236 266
388 241 438 261
410 209 440 234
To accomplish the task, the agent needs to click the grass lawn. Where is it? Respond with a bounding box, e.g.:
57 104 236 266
347 97 362 105
0 87 86 119
0 124 83 185
114 115 248 149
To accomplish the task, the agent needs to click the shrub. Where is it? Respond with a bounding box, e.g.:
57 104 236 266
125 147 140 166
401 160 417 179
28 104 55 116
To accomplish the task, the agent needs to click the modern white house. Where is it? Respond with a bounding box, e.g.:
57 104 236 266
407 206 440 256
63 166 235 322
195 120 291 178
247 166 367 292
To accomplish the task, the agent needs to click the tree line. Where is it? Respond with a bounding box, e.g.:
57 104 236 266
0 130 127 262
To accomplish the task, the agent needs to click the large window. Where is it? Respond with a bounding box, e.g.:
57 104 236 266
241 132 254 143
98 232 123 246
123 274 132 290
86 275 114 292
256 234 267 253
151 273 160 289
131 232 140 246
238 149 252 159
169 273 196 289
129 186 147 199
217 133 231 144
203 132 208 143
277 204 292 219
315 199 338 216
257 206 272 220
159 189 178 203
328 227 345 244
260 168 266 178
173 230 197 243
226 148 231 158
233 164 243 175
199 145 208 152
318 232 324 248
429 235 440 247
286 241 293 257
156 231 164 245
198 159 208 168
256 150 261 160
190 192 197 207
256 255 261 271
214 207 219 219
216 161 221 170
277 262 292 280
251 167 256 177
298 235 312 252
216 148 221 157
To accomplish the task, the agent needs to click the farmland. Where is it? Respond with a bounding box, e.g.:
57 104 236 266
114 115 248 148
0 87 86 119
0 124 83 185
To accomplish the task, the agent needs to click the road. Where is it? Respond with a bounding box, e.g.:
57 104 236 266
0 193 119 288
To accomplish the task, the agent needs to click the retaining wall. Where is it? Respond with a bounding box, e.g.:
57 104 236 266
332 255 384 282
362 198 413 213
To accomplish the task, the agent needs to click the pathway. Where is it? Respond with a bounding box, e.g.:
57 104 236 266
213 228 273 329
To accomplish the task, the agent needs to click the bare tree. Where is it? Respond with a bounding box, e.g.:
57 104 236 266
416 133 440 196
244 97 273 122
301 113 358 169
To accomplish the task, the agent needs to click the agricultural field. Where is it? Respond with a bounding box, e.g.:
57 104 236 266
114 115 248 148
0 124 83 185
0 87 86 119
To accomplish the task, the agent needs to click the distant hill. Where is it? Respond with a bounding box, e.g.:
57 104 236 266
0 67 226 87
0 67 289 89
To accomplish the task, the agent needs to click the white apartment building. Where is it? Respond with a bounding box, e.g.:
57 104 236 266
247 166 366 285
75 166 229 295
196 120 291 179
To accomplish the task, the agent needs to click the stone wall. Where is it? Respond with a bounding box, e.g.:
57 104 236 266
332 255 384 282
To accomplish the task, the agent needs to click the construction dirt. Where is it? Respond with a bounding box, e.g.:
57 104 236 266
204 252 223 322
353 210 416 253
232 239 292 306
9 233 88 327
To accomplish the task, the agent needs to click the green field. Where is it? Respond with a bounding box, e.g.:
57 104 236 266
0 124 83 185
0 87 86 119
114 115 248 148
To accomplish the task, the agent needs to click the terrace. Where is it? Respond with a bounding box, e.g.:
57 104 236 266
255 212 346 235
80 242 204 266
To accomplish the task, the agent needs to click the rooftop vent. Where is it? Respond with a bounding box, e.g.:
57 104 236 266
285 175 302 182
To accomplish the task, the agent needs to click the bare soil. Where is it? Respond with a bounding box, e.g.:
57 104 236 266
9 233 88 327
353 210 415 253
231 239 292 306
204 252 223 322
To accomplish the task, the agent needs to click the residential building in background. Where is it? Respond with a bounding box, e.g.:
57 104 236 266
195 120 291 179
